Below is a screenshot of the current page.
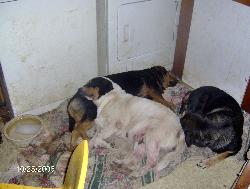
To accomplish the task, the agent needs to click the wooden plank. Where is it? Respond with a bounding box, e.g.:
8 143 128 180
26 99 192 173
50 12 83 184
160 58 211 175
232 160 250 189
242 78 250 113
172 0 194 79
0 64 14 120
234 0 250 7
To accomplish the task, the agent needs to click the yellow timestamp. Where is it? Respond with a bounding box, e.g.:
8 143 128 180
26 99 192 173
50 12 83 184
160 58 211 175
17 165 55 173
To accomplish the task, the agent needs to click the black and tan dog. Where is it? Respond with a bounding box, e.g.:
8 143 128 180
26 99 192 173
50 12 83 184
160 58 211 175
67 66 178 146
180 86 244 168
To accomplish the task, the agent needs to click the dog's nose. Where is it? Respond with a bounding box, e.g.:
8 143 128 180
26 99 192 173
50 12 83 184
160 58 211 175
169 79 178 87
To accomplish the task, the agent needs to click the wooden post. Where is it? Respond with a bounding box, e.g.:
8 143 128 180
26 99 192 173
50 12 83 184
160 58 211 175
172 0 194 79
242 78 250 114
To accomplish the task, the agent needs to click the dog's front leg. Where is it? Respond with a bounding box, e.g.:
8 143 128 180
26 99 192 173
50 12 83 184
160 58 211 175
89 124 115 149
148 91 176 111
197 151 233 169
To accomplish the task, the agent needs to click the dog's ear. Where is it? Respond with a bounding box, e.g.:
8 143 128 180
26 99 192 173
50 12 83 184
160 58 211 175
67 98 76 131
67 97 85 121
180 117 192 146
67 96 85 132
180 113 198 131
68 114 75 132
180 115 198 147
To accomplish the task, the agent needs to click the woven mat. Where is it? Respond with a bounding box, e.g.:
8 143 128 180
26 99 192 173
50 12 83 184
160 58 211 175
1 83 249 189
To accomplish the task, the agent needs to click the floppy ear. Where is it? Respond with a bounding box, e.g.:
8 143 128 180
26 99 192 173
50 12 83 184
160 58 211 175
180 117 192 146
180 114 197 146
67 97 77 132
68 114 75 132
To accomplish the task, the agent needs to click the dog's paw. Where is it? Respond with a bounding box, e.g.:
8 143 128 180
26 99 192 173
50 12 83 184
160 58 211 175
196 160 207 169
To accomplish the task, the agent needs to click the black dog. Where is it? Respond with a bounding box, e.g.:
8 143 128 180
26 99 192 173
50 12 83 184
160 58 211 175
67 66 178 146
180 86 244 168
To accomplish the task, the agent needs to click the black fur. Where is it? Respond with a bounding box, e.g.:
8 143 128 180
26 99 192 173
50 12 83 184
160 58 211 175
180 86 244 155
0 132 2 144
68 66 177 132
67 88 97 132
84 77 114 98
106 66 176 96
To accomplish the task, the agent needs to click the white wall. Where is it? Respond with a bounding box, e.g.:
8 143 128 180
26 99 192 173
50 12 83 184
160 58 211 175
183 0 250 103
97 0 181 75
0 0 97 115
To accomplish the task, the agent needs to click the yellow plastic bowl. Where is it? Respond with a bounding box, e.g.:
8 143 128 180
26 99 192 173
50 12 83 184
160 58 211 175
4 115 44 148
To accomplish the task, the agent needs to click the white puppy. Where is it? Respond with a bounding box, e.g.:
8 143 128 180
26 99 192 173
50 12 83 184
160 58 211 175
85 77 185 177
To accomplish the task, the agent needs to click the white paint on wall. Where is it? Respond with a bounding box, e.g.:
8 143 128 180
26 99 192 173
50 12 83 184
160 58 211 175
0 0 97 115
183 0 250 103
97 0 181 75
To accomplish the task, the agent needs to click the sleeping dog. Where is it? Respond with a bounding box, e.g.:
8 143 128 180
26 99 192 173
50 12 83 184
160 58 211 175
83 77 185 177
180 86 244 168
67 66 178 146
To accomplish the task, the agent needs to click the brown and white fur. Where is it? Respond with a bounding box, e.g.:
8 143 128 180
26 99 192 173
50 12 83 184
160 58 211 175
67 66 178 147
85 77 185 177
